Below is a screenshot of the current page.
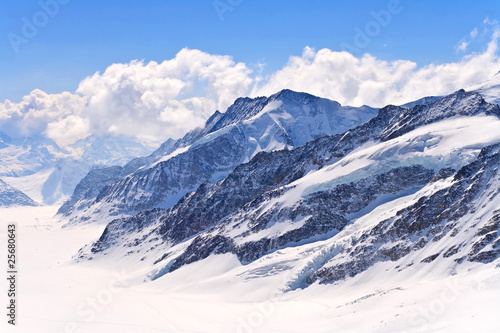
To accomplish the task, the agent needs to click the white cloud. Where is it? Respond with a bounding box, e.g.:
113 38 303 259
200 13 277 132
0 89 88 146
471 27 479 39
252 25 500 107
45 115 90 147
76 48 252 145
0 24 499 148
0 49 252 147
456 40 469 52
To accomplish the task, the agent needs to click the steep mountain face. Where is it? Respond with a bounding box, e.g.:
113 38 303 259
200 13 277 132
309 142 500 285
0 133 154 205
61 90 378 224
56 139 178 218
0 178 38 207
77 89 500 286
57 166 124 218
169 165 434 270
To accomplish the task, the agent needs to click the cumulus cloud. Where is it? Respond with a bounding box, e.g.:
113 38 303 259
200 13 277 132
0 89 88 146
252 24 500 107
76 48 252 144
0 24 499 148
0 48 252 147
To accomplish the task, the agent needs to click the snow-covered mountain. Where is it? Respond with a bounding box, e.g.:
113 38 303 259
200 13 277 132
0 133 154 205
0 133 67 177
71 89 500 298
469 70 500 105
310 140 500 285
0 178 38 207
60 89 378 224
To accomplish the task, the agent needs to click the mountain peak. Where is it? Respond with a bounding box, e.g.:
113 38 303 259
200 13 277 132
78 88 500 285
379 89 498 141
271 89 323 103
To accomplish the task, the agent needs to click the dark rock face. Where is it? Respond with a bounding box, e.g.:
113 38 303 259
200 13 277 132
90 208 167 254
169 235 237 271
94 126 248 215
168 165 434 269
311 142 500 285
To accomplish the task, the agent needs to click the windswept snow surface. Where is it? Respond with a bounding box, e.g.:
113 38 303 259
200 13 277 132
0 205 499 333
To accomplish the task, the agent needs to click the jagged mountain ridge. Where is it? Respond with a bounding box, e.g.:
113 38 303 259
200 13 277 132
76 89 500 287
60 89 378 224
310 141 500 285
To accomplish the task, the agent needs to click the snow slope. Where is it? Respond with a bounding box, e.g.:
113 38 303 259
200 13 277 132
1 204 499 333
469 70 500 105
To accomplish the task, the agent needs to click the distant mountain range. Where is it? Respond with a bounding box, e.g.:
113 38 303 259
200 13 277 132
0 133 154 205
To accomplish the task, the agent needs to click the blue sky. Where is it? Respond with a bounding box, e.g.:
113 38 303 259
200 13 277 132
0 0 499 147
1 0 499 102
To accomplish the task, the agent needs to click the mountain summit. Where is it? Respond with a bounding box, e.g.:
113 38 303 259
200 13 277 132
59 90 378 224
